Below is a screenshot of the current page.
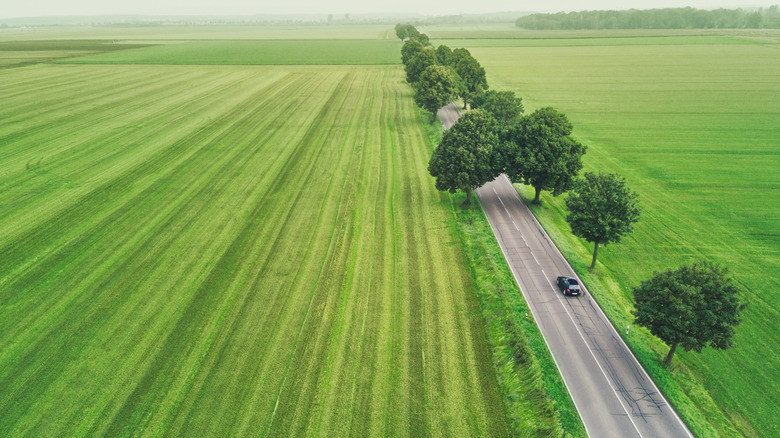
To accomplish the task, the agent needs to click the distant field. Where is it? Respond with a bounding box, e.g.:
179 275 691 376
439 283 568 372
57 39 401 65
433 35 760 47
452 36 779 436
0 63 507 436
0 25 397 41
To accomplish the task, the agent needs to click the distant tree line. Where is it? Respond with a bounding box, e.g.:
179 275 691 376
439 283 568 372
516 6 780 29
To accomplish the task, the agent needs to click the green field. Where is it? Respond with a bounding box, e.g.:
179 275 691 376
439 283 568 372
437 31 779 436
59 39 401 65
0 59 514 435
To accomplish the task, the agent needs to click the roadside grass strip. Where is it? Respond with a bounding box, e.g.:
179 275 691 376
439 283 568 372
0 64 507 436
470 37 779 437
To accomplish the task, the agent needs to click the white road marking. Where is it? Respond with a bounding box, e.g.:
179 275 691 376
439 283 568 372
541 270 644 438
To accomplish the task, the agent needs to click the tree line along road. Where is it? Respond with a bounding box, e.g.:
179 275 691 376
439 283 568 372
438 102 693 438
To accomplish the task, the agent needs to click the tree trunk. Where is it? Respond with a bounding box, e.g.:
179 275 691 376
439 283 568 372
533 186 542 204
589 241 599 271
431 111 437 124
664 342 678 366
464 189 472 206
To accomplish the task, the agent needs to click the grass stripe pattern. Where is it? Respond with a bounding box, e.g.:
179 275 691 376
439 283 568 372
0 64 508 436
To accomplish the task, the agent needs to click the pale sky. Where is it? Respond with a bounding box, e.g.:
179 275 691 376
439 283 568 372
1 1 775 19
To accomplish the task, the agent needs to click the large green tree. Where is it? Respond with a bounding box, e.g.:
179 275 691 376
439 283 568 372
435 44 452 65
428 109 501 205
632 261 745 365
564 172 641 269
401 39 424 66
478 90 524 128
504 107 586 204
394 23 417 40
448 48 488 108
413 65 458 123
405 47 437 84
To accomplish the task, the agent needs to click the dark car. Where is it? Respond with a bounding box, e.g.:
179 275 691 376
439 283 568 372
557 276 582 296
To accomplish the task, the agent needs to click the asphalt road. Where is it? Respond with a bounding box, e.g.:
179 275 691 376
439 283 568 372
438 103 693 438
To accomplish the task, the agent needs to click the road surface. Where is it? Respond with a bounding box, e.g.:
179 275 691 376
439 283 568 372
438 103 693 438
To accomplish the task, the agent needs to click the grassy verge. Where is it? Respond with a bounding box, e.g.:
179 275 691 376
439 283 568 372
516 185 739 437
419 108 586 437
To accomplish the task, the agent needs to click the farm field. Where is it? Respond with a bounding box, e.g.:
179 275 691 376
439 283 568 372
58 39 401 65
431 30 779 436
0 54 512 436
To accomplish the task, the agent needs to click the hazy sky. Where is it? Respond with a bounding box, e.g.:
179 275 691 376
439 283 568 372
2 1 775 19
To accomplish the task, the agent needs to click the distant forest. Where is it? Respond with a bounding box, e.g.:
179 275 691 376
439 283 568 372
516 6 780 29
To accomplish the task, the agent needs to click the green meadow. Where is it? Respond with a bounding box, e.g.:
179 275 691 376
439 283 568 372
432 30 779 437
59 39 401 65
0 37 518 435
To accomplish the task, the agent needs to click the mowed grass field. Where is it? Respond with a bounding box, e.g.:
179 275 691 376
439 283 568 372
0 59 510 435
435 32 779 436
59 40 401 65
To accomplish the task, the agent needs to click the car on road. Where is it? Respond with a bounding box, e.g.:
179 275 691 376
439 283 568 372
557 276 582 296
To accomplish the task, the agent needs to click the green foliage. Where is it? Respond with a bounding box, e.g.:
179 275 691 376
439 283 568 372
504 107 586 204
395 23 418 40
420 109 584 436
405 46 437 83
427 110 500 204
565 172 640 269
516 6 780 30
469 33 780 436
413 64 458 121
60 39 402 65
479 90 525 128
633 261 745 365
448 48 488 105
435 44 452 65
401 38 424 65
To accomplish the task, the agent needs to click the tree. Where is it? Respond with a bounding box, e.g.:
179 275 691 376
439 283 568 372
401 39 423 66
413 65 458 123
632 261 745 366
428 110 501 205
405 47 437 84
480 90 524 128
564 172 640 270
435 44 452 65
448 48 487 108
504 107 587 204
411 33 431 46
395 23 419 41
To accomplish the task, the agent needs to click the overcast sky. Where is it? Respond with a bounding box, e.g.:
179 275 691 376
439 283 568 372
2 1 775 19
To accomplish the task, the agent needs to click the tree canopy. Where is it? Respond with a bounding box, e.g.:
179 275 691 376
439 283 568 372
428 109 501 205
516 6 780 30
632 261 745 365
405 47 437 84
565 172 640 270
435 44 452 65
476 90 524 129
413 65 458 123
504 107 586 204
448 48 487 107
395 23 431 43
401 39 424 66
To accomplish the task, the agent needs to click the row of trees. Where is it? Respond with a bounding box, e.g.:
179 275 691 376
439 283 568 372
516 6 780 30
396 24 745 366
399 28 488 122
